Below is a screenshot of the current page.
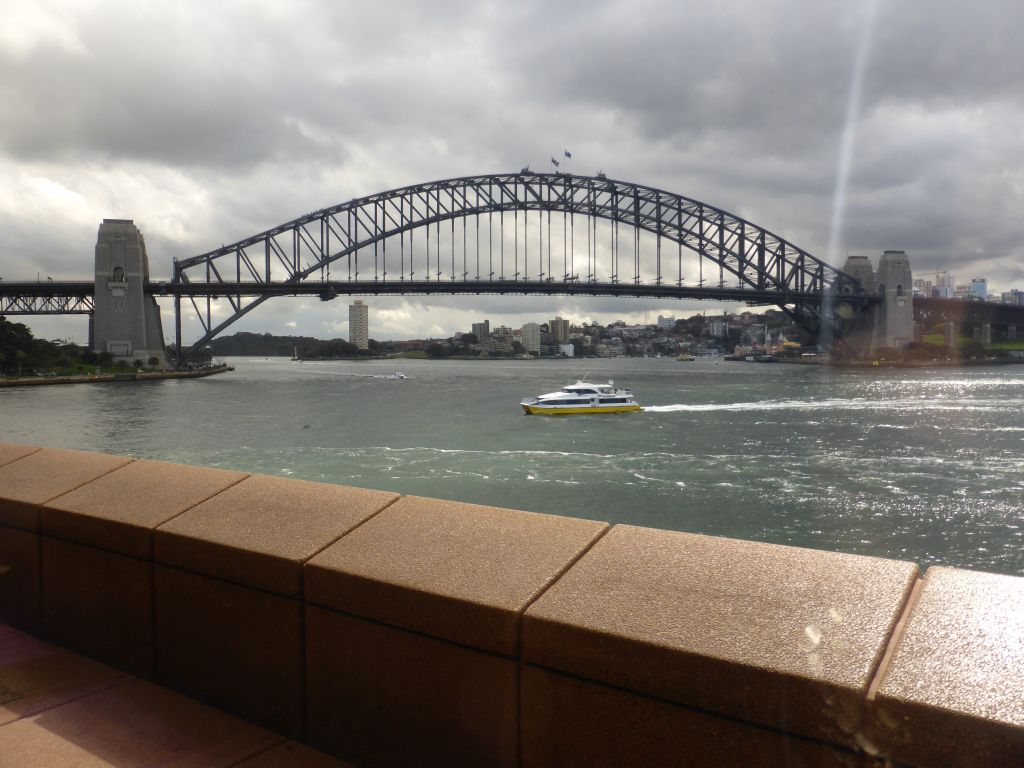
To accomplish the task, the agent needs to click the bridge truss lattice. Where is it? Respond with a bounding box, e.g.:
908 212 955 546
168 172 872 360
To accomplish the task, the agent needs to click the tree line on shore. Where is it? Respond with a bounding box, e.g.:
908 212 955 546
205 331 381 358
0 318 162 377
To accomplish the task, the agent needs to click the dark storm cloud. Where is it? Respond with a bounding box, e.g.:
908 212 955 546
3 0 1023 341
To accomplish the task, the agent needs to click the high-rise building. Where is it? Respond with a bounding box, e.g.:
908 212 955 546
520 323 541 354
349 300 368 350
912 278 932 296
657 315 676 330
549 316 570 343
934 271 955 299
970 277 988 301
471 320 490 339
708 318 730 337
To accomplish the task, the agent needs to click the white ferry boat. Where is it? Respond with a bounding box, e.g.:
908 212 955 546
521 380 641 415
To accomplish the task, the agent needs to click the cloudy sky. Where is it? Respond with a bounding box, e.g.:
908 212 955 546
3 0 1023 344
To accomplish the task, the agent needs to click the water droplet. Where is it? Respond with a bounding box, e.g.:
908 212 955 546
803 624 823 651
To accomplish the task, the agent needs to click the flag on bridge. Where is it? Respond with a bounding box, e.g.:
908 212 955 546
551 157 560 168
564 150 572 159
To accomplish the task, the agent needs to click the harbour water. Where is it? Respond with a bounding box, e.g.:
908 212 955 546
2 357 1022 575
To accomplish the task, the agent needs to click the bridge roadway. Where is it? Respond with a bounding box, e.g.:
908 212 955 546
1 278 876 312
5 279 1024 328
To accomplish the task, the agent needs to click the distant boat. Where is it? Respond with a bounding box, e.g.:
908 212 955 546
521 380 641 415
386 371 407 379
676 354 695 362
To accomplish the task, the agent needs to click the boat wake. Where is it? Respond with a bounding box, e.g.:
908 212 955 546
643 397 1024 413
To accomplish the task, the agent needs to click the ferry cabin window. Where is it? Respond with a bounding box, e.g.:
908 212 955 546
554 398 593 405
565 388 597 394
602 397 632 403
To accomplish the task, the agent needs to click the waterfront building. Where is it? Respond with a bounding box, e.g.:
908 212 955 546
970 277 988 301
549 316 570 343
657 315 676 330
520 323 541 354
471 320 490 339
559 343 575 357
349 300 368 350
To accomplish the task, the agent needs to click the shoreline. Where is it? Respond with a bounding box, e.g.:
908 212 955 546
0 364 233 388
774 356 1024 369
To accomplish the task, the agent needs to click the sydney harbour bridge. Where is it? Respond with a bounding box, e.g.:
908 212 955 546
2 172 1019 365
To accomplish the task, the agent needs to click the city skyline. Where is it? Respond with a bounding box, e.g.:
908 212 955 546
3 1 1024 344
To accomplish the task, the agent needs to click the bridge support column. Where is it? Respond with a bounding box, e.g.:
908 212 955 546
973 324 992 346
944 322 958 349
93 219 168 368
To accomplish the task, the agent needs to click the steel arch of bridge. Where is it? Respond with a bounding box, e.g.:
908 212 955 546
171 172 873 361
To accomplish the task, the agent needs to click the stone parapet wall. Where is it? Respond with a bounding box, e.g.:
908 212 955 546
0 442 1021 767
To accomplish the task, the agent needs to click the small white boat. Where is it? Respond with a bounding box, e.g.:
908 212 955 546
521 380 641 415
386 371 407 379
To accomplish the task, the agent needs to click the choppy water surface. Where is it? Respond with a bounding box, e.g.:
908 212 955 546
3 357 1022 575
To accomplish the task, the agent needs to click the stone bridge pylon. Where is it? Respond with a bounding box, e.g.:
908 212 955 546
91 219 169 368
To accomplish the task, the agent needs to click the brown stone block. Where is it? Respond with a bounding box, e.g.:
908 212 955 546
0 624 131 725
42 459 247 558
0 525 40 631
155 474 398 597
0 447 133 531
306 605 518 767
41 537 153 676
522 665 862 767
306 496 607 655
0 442 40 469
523 525 918 747
873 566 1024 767
236 741 357 767
154 565 304 737
0 678 282 767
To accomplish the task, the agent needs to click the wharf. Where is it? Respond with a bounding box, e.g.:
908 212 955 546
0 364 233 388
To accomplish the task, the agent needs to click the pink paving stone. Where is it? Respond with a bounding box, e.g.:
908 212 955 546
235 741 357 767
523 524 918 748
0 448 133 531
0 624 131 726
873 566 1024 767
42 459 248 558
0 679 283 767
